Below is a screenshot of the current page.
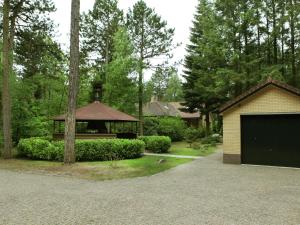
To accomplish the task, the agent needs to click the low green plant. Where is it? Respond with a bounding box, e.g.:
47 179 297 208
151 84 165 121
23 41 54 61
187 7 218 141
156 117 187 141
201 134 222 146
184 128 200 147
139 136 171 153
17 138 145 162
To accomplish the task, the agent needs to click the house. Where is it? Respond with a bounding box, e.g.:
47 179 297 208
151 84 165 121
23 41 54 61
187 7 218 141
220 78 300 168
143 101 200 127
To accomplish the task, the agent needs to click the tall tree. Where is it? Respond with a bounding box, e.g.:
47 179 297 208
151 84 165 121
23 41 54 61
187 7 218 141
103 27 137 114
150 67 173 101
81 0 123 82
164 72 183 102
127 0 174 135
183 0 226 135
1 0 12 158
64 0 80 164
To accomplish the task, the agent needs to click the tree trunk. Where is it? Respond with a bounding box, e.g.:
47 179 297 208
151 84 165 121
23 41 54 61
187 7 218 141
256 9 261 71
281 5 285 77
289 0 296 85
138 59 144 136
1 0 12 159
266 14 271 65
138 16 145 136
205 112 210 137
272 0 277 64
64 0 80 164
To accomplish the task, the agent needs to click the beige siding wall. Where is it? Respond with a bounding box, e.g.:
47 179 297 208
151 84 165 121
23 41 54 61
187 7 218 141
223 86 300 155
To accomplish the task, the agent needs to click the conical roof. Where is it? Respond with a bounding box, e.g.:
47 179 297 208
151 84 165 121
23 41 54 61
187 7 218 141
54 101 138 121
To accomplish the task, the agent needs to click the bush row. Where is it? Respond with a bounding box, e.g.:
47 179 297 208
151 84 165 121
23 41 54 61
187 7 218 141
17 137 145 161
138 136 171 153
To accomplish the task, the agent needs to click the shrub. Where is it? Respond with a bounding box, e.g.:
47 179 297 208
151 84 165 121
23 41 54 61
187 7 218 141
18 137 53 160
17 137 145 162
139 136 171 153
143 117 159 136
201 134 222 146
184 128 200 146
156 117 186 141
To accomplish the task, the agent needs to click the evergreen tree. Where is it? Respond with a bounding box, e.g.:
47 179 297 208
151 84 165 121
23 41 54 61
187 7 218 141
126 0 175 134
64 0 80 164
164 72 183 102
81 0 123 82
2 0 12 158
183 0 226 135
103 27 137 114
150 67 174 101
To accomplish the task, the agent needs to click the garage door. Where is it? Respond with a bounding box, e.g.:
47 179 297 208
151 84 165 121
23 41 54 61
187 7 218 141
241 114 300 168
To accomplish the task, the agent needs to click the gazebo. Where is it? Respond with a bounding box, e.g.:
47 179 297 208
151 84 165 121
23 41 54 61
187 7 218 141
53 101 139 140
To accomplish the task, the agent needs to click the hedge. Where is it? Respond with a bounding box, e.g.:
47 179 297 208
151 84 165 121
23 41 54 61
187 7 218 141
138 136 171 153
17 137 145 162
144 117 187 141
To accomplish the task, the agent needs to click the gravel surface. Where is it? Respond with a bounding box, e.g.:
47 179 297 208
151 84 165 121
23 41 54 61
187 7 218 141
0 151 299 225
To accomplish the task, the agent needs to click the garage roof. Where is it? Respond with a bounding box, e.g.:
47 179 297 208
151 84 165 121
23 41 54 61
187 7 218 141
219 78 300 113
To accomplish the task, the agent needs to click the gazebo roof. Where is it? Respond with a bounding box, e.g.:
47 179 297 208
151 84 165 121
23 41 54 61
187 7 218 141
54 101 139 122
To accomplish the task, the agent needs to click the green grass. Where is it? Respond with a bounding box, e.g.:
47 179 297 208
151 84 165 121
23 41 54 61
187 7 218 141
168 142 216 156
0 156 193 181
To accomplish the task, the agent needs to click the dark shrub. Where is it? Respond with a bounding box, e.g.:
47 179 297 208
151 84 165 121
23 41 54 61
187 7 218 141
143 117 160 136
17 138 144 162
184 128 199 146
156 117 186 141
139 136 171 153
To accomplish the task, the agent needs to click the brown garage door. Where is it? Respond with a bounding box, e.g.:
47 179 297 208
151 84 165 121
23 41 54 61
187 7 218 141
241 114 300 168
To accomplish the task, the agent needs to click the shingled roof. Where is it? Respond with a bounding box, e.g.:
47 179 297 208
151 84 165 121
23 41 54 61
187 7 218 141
219 78 300 113
143 101 200 119
54 101 139 121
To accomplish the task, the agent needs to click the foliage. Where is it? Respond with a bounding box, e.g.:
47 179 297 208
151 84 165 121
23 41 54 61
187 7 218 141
182 0 227 135
169 141 216 157
103 27 138 114
201 134 222 146
164 72 184 102
184 128 200 146
156 117 187 141
143 117 187 141
143 117 159 136
139 136 171 153
126 0 175 134
183 0 300 136
81 0 123 81
17 138 145 162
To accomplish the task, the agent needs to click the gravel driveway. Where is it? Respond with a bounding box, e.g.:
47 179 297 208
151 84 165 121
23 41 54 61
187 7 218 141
0 151 299 225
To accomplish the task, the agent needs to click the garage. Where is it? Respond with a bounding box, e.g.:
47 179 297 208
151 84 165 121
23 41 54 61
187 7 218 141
241 114 300 167
220 78 300 168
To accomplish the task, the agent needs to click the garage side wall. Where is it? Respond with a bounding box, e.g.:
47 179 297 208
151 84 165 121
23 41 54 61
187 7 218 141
222 86 300 164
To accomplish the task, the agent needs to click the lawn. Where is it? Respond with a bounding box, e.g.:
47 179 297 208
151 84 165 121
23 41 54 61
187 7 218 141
169 142 217 156
0 156 193 181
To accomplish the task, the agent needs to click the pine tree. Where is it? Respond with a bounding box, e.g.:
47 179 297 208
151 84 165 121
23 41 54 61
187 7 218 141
64 0 80 164
103 27 137 114
183 0 226 135
164 72 183 102
126 0 174 135
1 0 12 158
81 0 123 82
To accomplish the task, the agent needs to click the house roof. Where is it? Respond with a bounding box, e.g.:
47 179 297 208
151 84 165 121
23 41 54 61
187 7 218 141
219 78 300 113
143 101 200 119
54 101 139 122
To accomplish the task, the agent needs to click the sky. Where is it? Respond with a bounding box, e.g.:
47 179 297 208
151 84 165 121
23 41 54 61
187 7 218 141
51 0 198 78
